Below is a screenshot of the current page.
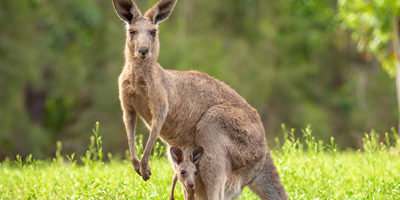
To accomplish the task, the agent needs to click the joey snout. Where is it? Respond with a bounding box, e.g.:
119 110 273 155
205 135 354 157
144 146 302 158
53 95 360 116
185 180 195 190
188 183 195 190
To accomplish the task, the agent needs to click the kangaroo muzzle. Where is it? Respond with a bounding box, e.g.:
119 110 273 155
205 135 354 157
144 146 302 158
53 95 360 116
137 47 149 58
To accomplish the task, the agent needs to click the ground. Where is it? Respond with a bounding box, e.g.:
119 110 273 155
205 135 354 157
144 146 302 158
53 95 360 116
1 150 399 199
1 129 400 199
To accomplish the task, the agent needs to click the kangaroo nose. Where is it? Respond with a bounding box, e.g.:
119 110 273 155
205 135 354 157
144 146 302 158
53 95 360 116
188 183 195 189
138 47 149 57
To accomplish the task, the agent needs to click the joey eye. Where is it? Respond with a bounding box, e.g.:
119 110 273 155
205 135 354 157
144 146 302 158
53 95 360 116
181 170 186 175
150 29 157 37
129 30 136 35
194 171 198 176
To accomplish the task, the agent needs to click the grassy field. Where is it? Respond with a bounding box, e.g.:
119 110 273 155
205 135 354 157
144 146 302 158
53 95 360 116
1 126 400 199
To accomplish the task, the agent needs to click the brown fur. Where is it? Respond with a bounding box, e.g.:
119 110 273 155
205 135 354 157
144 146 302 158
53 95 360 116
112 0 287 199
169 146 203 200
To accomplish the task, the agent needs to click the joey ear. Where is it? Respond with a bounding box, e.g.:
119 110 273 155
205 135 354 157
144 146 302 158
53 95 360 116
112 0 141 23
145 0 177 25
191 146 204 165
170 147 184 165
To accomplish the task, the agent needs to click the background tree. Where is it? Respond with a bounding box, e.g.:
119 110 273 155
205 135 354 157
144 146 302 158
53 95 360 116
0 0 398 159
338 0 400 130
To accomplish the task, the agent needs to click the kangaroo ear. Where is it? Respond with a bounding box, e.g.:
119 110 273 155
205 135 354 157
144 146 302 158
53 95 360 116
170 147 184 165
112 0 141 23
191 146 204 165
145 0 177 25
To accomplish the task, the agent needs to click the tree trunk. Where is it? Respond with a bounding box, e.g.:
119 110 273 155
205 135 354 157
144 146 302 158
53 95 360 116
24 84 47 124
394 17 400 133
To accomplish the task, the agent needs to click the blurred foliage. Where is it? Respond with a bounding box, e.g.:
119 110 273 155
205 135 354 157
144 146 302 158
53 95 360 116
0 0 398 159
338 0 400 76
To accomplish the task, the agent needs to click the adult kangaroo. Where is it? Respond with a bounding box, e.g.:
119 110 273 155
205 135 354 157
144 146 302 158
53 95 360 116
112 0 287 199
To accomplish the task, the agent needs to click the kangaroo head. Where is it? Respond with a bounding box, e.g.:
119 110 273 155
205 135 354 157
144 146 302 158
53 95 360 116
112 0 177 61
170 146 204 190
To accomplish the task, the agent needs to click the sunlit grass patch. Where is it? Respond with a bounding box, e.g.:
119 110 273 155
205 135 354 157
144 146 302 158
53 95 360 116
1 123 399 199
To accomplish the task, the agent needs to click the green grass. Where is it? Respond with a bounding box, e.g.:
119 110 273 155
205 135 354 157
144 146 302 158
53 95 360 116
1 126 400 199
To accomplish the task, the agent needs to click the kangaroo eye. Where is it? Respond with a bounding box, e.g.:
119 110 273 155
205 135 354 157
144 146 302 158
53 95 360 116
150 29 157 37
181 170 185 175
129 30 136 35
194 171 198 176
